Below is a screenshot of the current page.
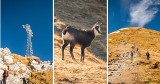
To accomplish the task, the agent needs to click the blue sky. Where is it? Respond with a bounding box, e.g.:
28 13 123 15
1 0 52 61
109 0 160 33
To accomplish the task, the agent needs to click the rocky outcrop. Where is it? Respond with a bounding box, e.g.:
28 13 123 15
30 60 52 72
0 47 52 84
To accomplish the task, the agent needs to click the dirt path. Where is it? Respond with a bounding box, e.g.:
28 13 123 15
108 43 140 83
108 28 160 83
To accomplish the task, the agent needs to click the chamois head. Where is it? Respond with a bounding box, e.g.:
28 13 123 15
92 22 102 36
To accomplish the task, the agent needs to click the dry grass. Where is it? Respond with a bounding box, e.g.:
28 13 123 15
11 54 30 66
54 0 107 83
54 34 106 84
11 54 41 66
54 0 107 60
108 27 160 83
28 70 53 84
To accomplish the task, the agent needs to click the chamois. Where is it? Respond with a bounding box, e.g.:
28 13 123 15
61 22 102 62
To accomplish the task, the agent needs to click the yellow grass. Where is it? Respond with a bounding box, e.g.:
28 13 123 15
54 0 107 83
54 34 106 84
108 27 160 83
28 70 53 84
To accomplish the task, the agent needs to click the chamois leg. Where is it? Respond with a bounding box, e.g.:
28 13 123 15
61 41 69 60
81 46 85 62
70 43 76 61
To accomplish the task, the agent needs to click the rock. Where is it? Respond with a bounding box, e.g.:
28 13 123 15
0 63 8 69
43 61 48 63
3 55 14 64
30 64 42 71
41 64 52 70
0 70 4 80
9 64 20 72
3 47 11 54
20 73 30 78
0 64 7 81
0 58 3 63
30 60 52 71
31 60 39 65
0 47 52 83
0 49 2 57
17 62 30 73
27 56 41 63
30 60 43 71
0 47 11 56
7 75 22 84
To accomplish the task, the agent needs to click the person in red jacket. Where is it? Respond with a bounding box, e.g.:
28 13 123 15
3 70 9 84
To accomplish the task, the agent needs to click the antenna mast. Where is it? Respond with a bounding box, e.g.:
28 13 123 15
22 24 33 57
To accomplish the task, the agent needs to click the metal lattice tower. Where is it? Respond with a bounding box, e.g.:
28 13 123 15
22 24 33 57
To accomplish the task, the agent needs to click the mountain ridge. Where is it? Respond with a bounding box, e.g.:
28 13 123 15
108 27 160 83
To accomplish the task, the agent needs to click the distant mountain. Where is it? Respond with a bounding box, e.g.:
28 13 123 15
0 47 52 84
108 27 160 83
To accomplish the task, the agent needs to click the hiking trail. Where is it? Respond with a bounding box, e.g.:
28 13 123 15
108 43 140 83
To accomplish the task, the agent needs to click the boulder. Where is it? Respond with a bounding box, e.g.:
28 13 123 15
17 62 30 73
0 58 3 63
0 63 7 69
9 64 20 72
0 70 4 80
20 73 29 78
1 47 11 55
3 55 14 64
0 48 2 56
7 75 22 84
30 60 39 65
30 64 42 71
41 64 52 70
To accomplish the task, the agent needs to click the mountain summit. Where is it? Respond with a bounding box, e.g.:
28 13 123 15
108 27 160 83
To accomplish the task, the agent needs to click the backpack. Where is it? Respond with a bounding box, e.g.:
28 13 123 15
146 52 150 57
3 70 9 77
130 51 133 56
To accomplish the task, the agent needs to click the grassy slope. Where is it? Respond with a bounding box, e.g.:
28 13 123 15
54 0 107 60
54 34 106 84
108 27 160 83
54 0 107 83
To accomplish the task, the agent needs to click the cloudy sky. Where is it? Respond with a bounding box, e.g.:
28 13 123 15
1 0 52 61
109 0 160 33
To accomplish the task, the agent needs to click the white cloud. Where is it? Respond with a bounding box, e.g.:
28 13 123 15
130 0 160 27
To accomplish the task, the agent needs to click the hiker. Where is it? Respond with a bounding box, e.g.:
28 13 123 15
136 48 139 52
3 70 9 84
130 51 133 60
146 51 150 60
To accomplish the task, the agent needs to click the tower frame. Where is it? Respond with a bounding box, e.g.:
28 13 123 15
22 24 33 57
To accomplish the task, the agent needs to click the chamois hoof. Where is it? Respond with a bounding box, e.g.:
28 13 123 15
80 60 84 63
